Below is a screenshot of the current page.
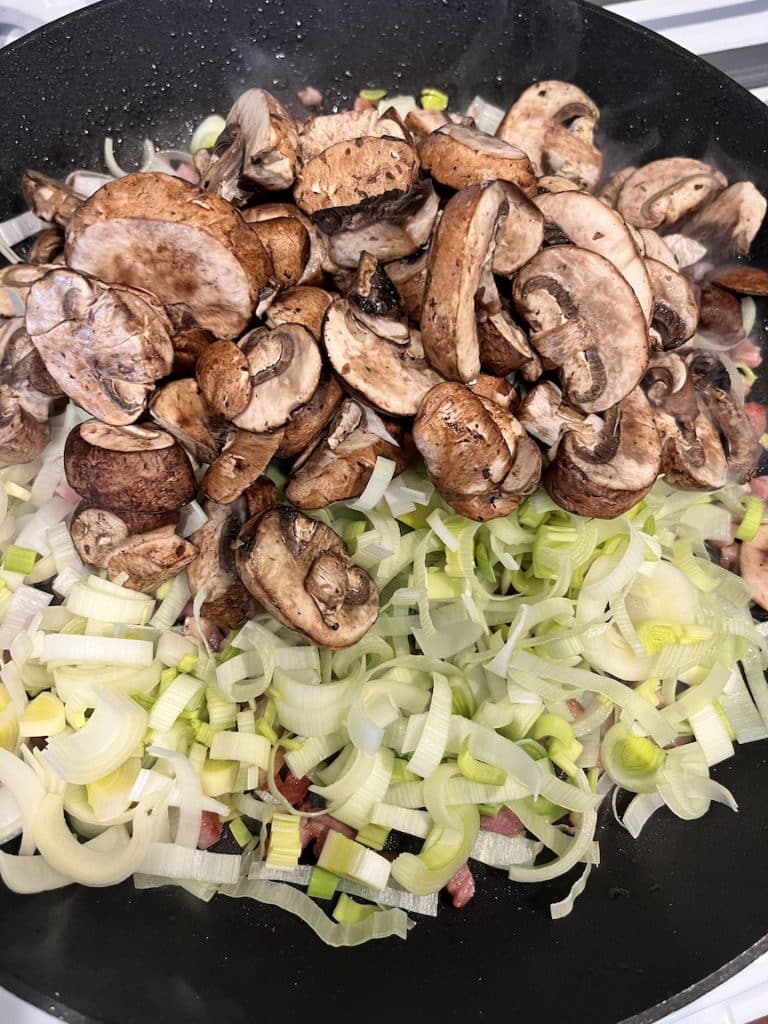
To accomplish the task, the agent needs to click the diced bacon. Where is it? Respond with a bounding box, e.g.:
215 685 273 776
354 96 376 111
54 480 82 506
297 86 323 107
732 338 762 369
718 541 740 573
275 768 311 806
750 476 768 501
745 403 767 436
566 698 585 719
300 813 355 856
197 810 222 850
446 863 476 908
183 614 226 652
479 806 525 838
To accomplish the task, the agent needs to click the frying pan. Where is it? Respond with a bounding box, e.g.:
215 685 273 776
0 1 767 1021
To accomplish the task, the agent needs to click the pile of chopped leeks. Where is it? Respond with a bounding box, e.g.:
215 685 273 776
0 394 765 946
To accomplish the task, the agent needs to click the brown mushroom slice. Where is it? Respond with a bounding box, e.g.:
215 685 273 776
496 80 602 191
266 285 334 341
104 526 198 594
242 475 279 520
418 124 535 195
233 324 322 434
326 183 440 270
0 319 62 423
275 369 344 459
537 175 583 195
616 158 727 231
638 229 678 269
170 327 215 377
385 249 430 322
710 266 768 297
654 406 728 491
644 258 699 350
477 308 541 379
294 137 419 220
69 506 130 569
324 298 443 417
738 526 768 611
242 203 328 284
150 379 220 464
22 170 81 226
687 353 760 483
28 228 65 266
247 217 310 291
680 182 766 259
599 166 636 208
468 374 518 412
26 268 174 425
0 264 55 319
512 246 649 413
200 88 299 201
72 499 179 538
698 284 744 342
187 500 257 630
235 505 378 648
65 173 275 341
196 341 252 420
518 380 598 449
536 191 654 323
346 252 408 342
413 382 541 521
545 386 661 518
492 185 545 277
297 108 408 163
421 181 509 382
0 396 49 465
286 400 409 510
64 421 196 512
200 428 284 505
404 108 450 138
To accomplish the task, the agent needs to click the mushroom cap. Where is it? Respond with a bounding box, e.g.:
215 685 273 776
537 175 583 195
65 172 275 341
536 190 654 323
680 181 766 259
421 180 510 382
492 184 544 277
149 378 222 465
323 298 443 417
266 285 334 340
346 251 407 338
0 397 49 465
384 249 430 322
70 506 130 568
22 170 80 227
73 499 179 537
512 245 650 413
275 368 344 458
285 399 410 510
104 525 199 594
544 386 661 518
468 374 518 412
599 166 636 208
710 266 768 297
477 311 538 377
170 327 215 377
298 108 408 163
233 323 322 434
187 499 257 630
242 203 328 284
737 525 768 612
201 88 299 201
698 284 744 342
200 428 284 505
413 381 542 521
496 80 602 191
294 137 420 219
235 505 379 648
64 420 196 512
0 263 61 319
247 216 310 290
616 158 727 230
242 475 279 520
196 340 252 419
418 124 536 195
644 258 699 350
26 268 174 425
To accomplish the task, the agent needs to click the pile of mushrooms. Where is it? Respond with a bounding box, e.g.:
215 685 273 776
3 80 766 647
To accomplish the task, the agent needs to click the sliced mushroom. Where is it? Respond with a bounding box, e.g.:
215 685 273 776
69 506 130 568
662 233 709 269
385 248 430 322
247 217 310 290
496 80 602 191
22 170 80 226
537 175 583 195
233 324 322 433
421 181 509 381
0 396 49 465
418 124 535 195
196 341 252 419
275 368 344 459
477 308 540 378
638 229 678 269
492 185 545 277
739 526 768 612
0 264 54 319
150 378 221 464
616 158 727 231
200 428 284 505
323 297 443 416
687 352 760 483
518 380 598 449
294 137 420 220
65 172 275 341
26 268 174 425
103 526 199 593
28 228 65 265
200 88 299 201
0 318 62 423
599 166 636 208
266 285 334 340
72 499 179 537
64 421 196 512
242 475 279 519
171 327 215 377
187 499 258 630
235 505 379 648
513 246 649 413
698 284 744 342
468 374 518 412
326 182 440 270
346 252 408 342
535 190 653 323
710 266 768 297
242 203 328 284
413 381 542 521
285 399 409 510
297 108 407 163
545 386 661 518
404 108 450 137
680 182 766 259
644 258 698 350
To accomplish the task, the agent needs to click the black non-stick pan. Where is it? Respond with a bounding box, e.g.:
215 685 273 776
0 1 766 1021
